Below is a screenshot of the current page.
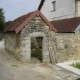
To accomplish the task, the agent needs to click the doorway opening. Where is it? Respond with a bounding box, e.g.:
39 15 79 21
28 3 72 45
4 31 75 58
31 37 43 63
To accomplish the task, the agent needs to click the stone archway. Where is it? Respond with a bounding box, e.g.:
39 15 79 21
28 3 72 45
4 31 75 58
31 37 43 62
20 32 50 63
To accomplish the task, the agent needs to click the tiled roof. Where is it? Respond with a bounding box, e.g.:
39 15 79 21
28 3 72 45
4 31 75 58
38 0 45 10
4 11 34 33
4 10 57 34
50 17 80 33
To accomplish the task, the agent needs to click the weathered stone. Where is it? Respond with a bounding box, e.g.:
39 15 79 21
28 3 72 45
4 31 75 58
52 66 80 80
5 16 80 63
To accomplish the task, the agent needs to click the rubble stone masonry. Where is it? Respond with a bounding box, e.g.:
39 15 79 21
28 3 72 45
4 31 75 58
5 16 80 63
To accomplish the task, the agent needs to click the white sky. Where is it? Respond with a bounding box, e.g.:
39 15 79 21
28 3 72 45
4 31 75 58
0 0 41 21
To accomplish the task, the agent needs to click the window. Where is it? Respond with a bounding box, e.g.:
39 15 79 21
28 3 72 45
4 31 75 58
52 1 56 11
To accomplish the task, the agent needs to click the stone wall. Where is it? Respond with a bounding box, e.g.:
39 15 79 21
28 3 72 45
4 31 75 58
5 33 17 53
5 16 80 63
5 33 22 60
20 16 55 63
54 31 80 62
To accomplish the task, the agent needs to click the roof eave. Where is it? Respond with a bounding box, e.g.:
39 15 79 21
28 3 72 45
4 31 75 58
3 30 15 33
15 10 57 34
15 11 37 34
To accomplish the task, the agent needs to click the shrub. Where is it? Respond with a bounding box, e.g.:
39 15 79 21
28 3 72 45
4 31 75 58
31 49 42 62
73 62 80 69
0 38 3 40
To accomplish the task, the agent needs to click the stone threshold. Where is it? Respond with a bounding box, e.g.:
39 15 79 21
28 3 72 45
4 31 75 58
56 60 80 76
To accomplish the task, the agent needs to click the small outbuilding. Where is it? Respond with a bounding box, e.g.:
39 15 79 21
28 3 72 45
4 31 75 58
4 10 80 63
4 10 57 63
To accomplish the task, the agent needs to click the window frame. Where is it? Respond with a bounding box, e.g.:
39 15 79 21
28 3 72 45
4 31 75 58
52 1 56 11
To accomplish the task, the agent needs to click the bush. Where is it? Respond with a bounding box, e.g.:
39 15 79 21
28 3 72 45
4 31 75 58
73 62 80 69
0 38 3 40
31 49 42 62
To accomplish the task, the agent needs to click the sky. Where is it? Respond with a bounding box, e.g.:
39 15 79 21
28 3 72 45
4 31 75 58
0 0 41 21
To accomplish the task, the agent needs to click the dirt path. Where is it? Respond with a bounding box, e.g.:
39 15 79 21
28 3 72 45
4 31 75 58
0 40 61 80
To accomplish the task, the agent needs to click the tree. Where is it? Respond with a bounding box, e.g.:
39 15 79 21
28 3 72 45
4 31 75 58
0 8 5 33
5 21 12 27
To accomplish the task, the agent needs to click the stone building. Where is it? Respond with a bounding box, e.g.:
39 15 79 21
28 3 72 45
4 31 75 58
4 10 57 63
37 0 80 63
4 10 80 63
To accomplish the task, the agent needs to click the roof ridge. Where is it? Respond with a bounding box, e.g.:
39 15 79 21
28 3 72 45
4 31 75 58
4 10 57 34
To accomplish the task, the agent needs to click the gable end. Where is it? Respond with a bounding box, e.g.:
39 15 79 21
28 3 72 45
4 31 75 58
4 10 57 34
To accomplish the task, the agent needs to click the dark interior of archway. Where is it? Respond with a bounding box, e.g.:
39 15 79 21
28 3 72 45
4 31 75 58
31 37 43 63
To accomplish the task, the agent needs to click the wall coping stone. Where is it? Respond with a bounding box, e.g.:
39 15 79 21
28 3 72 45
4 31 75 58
56 60 80 76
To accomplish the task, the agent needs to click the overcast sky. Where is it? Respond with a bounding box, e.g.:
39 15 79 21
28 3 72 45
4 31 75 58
0 0 41 21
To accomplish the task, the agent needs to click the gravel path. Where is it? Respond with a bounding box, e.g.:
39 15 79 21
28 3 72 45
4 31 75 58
0 40 61 80
0 40 80 80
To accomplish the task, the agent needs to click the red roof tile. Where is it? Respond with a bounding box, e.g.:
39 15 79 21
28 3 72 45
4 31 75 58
4 11 34 33
4 10 57 34
50 17 80 32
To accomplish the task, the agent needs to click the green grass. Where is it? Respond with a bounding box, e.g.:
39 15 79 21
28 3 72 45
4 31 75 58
73 62 80 69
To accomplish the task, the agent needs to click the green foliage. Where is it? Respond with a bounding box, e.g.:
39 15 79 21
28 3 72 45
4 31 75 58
0 38 3 40
0 8 5 32
5 21 11 27
73 62 80 69
0 8 11 32
31 49 42 62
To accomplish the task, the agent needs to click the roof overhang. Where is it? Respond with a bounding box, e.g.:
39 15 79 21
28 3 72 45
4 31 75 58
15 10 57 34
